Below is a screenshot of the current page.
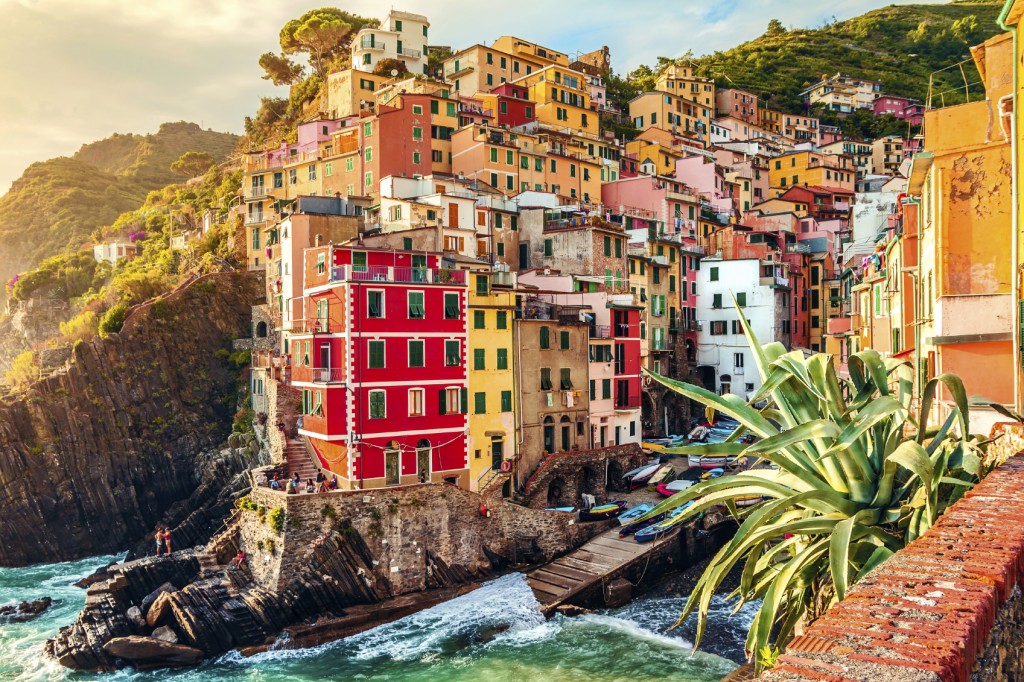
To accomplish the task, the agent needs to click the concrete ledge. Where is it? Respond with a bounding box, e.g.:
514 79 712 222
760 452 1024 682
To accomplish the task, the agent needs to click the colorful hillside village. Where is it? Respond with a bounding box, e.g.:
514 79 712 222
242 9 1016 494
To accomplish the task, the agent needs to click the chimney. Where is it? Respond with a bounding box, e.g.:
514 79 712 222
315 234 323 247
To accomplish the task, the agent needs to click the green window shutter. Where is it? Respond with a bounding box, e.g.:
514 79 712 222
474 310 486 329
403 237 412 250
490 148 498 163
602 379 611 399
511 215 518 231
544 239 553 257
430 100 439 114
369 341 384 368
497 348 508 369
710 267 719 281
589 380 595 400
438 388 447 415
713 293 722 308
560 368 572 389
409 341 423 367
444 293 460 319
539 326 550 349
736 292 747 307
500 390 512 412
615 239 622 258
476 275 489 295
445 340 460 366
474 392 486 414
473 348 485 370
560 330 569 350
540 368 552 390
461 387 468 414
496 311 507 329
603 236 611 256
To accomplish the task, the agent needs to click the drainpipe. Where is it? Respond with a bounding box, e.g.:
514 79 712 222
999 4 1020 412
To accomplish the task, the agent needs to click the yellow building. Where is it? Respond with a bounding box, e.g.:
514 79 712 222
655 64 715 110
768 150 856 194
910 30 1014 431
511 65 598 137
467 270 518 491
625 138 683 177
629 91 707 143
491 36 570 67
324 70 390 119
442 44 544 95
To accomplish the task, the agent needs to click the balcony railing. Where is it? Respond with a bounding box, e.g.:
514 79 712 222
298 413 329 436
359 37 384 50
291 366 345 384
615 395 641 410
245 187 270 201
330 265 467 285
590 324 611 339
401 47 422 58
288 317 330 334
245 213 265 226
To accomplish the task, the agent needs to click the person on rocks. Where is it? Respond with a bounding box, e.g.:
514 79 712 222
155 528 165 557
270 474 281 490
329 475 338 490
305 478 315 493
163 528 173 555
231 550 247 570
286 477 297 494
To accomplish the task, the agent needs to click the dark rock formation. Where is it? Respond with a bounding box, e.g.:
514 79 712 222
0 271 263 566
0 596 53 622
102 636 204 668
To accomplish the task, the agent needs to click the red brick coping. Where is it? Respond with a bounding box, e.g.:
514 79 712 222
761 454 1024 682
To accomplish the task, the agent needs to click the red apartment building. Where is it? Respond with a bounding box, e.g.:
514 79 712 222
291 245 470 490
489 83 537 127
612 306 642 413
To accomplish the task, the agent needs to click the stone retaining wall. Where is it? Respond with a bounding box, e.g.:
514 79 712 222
520 443 648 509
245 481 602 594
760 452 1024 682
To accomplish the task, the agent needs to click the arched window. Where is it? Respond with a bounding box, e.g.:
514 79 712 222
560 415 572 451
415 438 431 482
256 321 268 338
543 416 555 453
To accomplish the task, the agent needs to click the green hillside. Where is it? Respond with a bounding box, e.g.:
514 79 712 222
0 122 239 289
622 1 1004 116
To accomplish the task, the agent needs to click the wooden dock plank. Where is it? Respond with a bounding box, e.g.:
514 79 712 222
540 563 593 582
526 577 563 597
530 570 582 590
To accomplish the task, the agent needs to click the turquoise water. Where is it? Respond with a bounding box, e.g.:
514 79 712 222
0 555 753 681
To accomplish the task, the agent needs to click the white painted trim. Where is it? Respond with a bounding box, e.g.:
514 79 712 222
360 426 466 438
360 378 468 388
298 429 347 441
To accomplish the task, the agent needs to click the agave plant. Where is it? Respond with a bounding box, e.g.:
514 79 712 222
642 307 989 669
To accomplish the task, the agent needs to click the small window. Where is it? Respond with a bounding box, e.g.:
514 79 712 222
559 330 570 350
445 340 461 366
444 292 460 319
496 311 508 329
408 291 425 319
560 368 573 390
474 392 487 414
709 267 719 281
408 388 424 417
500 390 512 412
473 348 485 370
497 348 509 370
413 104 423 115
473 310 486 329
368 290 384 318
736 292 747 307
539 326 550 349
540 367 552 390
369 390 386 419
408 340 424 368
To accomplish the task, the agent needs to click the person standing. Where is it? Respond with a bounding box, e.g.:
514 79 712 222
155 528 165 557
163 528 173 555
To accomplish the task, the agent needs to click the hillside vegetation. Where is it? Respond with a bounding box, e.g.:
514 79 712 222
0 122 239 287
622 1 1003 115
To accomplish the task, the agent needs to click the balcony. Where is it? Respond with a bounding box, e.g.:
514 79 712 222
298 413 329 437
330 265 467 285
359 37 385 51
245 214 266 226
288 317 330 334
590 324 611 339
291 366 345 384
245 187 270 201
491 271 515 288
400 47 422 58
615 395 641 410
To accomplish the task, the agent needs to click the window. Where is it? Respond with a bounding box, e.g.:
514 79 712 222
444 293 460 319
413 151 421 165
412 126 423 141
669 275 676 292
539 326 550 349
346 157 354 172
497 242 505 257
602 379 611 400
446 102 456 117
540 367 552 390
603 236 611 256
473 348 486 370
439 387 464 415
589 380 596 401
710 321 727 335
368 341 385 368
409 389 424 416
324 162 333 177
408 340 424 368
497 348 508 370
736 292 746 307
289 168 297 185
544 239 553 257
403 237 413 250
496 311 508 329
474 392 487 414
731 320 741 335
369 390 386 419
408 291 425 319
712 293 722 308
500 390 512 412
560 368 573 390
413 104 423 115
614 238 622 258
445 340 461 366
472 310 486 329
364 147 373 162
368 290 383 318
559 330 570 350
430 100 439 114
709 266 719 281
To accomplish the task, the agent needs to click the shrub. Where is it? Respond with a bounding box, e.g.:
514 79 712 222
150 296 173 320
60 311 99 344
5 351 39 389
98 302 129 336
268 506 286 535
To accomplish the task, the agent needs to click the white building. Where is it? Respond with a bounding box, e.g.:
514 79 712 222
93 242 140 266
351 10 430 76
695 257 789 398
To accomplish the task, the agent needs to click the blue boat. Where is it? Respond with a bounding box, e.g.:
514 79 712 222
616 502 655 526
634 501 696 543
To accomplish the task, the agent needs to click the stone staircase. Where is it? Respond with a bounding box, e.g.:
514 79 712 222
284 436 319 484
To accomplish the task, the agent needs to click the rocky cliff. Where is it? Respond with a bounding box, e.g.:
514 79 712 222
0 271 263 566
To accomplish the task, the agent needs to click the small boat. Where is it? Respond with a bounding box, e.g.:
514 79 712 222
617 502 655 526
578 500 626 522
624 463 661 488
656 479 694 497
646 464 675 487
635 501 696 543
702 468 725 480
688 455 737 470
544 506 575 513
735 495 765 508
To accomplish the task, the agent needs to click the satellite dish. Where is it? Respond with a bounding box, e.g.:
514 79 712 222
391 69 399 77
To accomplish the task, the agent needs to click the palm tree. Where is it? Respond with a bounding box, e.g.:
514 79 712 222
642 306 989 670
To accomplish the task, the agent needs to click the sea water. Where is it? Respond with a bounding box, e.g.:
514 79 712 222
0 555 755 681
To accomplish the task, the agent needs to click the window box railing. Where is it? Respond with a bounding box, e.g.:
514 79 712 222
330 265 467 285
615 395 641 409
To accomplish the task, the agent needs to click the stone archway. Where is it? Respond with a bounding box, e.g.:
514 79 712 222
256 321 268 338
580 465 600 497
607 460 625 492
547 476 568 507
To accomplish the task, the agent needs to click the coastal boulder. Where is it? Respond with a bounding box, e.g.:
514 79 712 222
141 582 175 616
146 592 173 628
151 626 179 644
0 597 53 622
125 606 145 630
102 636 203 668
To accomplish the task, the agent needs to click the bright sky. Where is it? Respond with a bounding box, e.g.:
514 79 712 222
0 0 943 193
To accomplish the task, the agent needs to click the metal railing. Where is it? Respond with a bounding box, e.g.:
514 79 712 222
360 37 384 50
401 47 422 58
590 324 611 339
288 317 330 334
330 265 467 285
615 395 641 410
291 366 345 383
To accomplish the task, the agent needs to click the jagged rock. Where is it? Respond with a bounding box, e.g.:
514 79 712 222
141 582 175 616
150 626 178 644
126 606 145 629
74 564 114 589
146 593 173 628
102 636 203 668
0 272 264 567
0 597 53 622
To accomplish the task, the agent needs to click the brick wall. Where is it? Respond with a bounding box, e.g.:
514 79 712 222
760 452 1024 682
244 480 602 594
